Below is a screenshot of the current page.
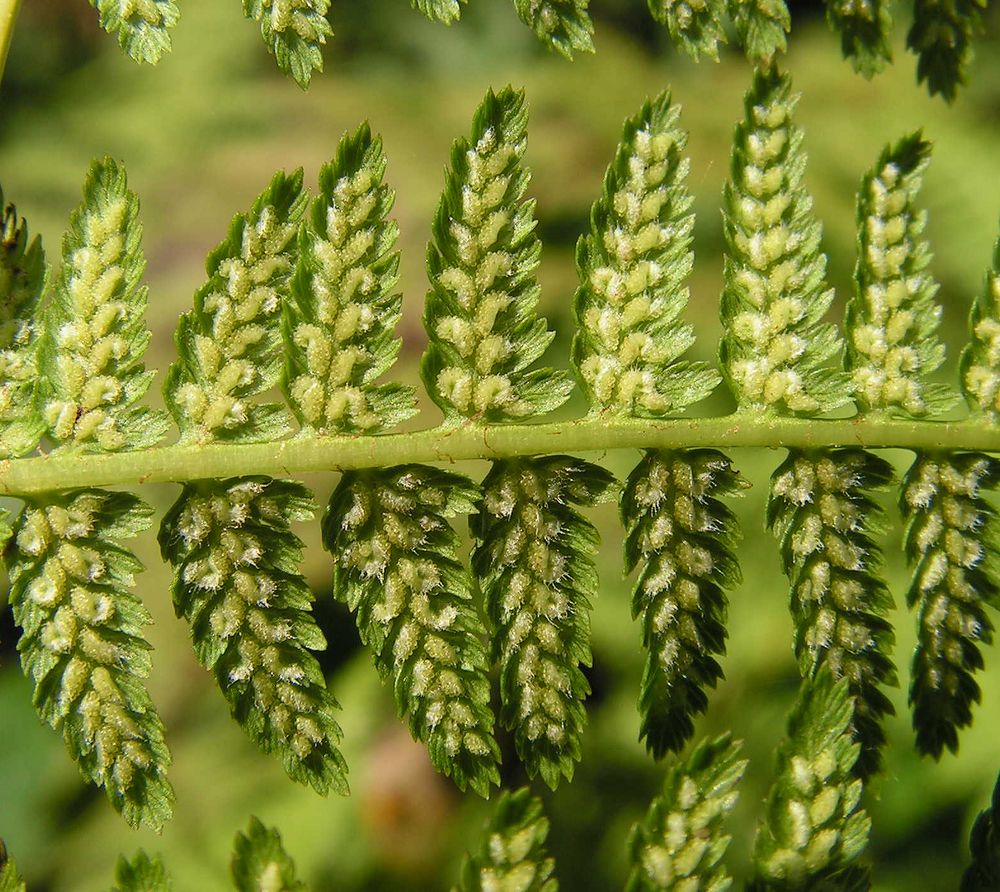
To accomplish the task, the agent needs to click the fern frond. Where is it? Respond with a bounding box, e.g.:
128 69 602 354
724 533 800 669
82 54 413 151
900 452 1000 758
823 0 893 77
88 0 179 64
729 0 790 63
749 669 871 890
622 450 744 758
283 124 415 436
720 66 849 417
512 0 594 58
573 92 720 416
625 733 747 891
471 456 616 788
0 188 46 458
110 851 172 892
963 770 1000 892
324 466 500 796
242 0 332 88
960 231 1000 422
422 87 572 423
907 0 987 102
40 158 168 453
846 133 957 417
768 449 896 780
412 0 465 24
0 839 26 892
232 817 306 892
647 0 727 61
159 477 348 795
455 787 558 892
6 490 173 829
166 170 306 445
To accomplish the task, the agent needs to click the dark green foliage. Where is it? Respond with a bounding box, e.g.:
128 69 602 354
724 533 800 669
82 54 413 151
900 452 1000 758
0 188 46 459
907 0 987 102
412 0 465 23
6 489 173 829
728 0 790 63
324 465 500 796
720 66 848 417
283 123 414 436
0 840 26 892
242 0 332 88
625 734 747 891
455 787 558 892
768 449 896 780
512 0 594 58
846 133 957 418
422 87 572 424
40 157 168 454
824 0 893 77
573 92 720 416
749 670 871 890
231 817 307 892
647 0 727 60
622 450 743 758
471 456 616 788
963 771 1000 892
88 0 179 64
166 170 306 445
160 477 348 795
110 851 172 892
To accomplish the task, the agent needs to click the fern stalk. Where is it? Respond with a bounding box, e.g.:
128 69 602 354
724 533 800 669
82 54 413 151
6 415 1000 497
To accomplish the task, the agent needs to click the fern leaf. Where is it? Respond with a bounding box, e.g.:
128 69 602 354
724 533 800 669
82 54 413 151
823 0 893 77
846 133 957 417
907 0 987 102
242 0 332 88
512 0 595 58
110 851 172 892
0 840 26 892
960 231 1000 422
232 817 307 892
471 457 616 788
963 770 1000 892
412 0 466 24
324 466 500 796
768 448 896 780
900 452 1000 758
422 87 572 423
749 669 872 890
283 124 415 436
166 170 306 445
6 490 173 829
88 0 179 64
40 158 168 453
454 787 558 892
0 188 46 458
622 450 744 758
720 66 849 417
625 733 747 891
647 0 727 61
573 92 720 416
159 478 348 795
728 0 790 63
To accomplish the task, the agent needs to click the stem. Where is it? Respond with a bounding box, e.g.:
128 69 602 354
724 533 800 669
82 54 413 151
2 414 999 497
0 0 21 86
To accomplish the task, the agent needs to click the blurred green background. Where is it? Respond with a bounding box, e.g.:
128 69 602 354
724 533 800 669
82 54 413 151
2 1 1000 889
